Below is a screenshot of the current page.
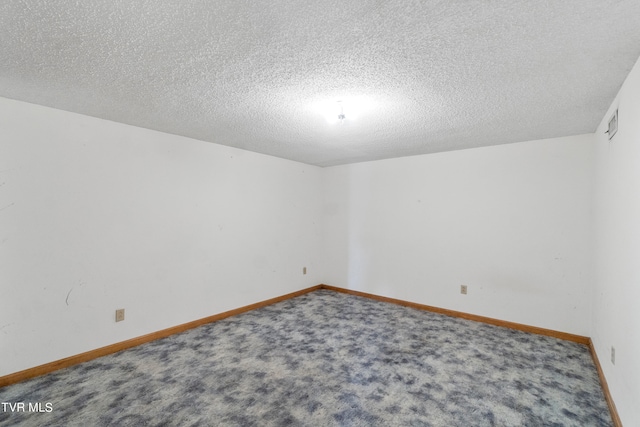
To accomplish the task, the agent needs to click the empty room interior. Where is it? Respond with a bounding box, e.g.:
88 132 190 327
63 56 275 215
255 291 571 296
1 1 640 426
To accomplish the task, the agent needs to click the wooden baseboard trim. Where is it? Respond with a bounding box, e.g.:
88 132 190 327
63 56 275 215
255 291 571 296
319 285 621 423
588 339 622 427
2 282 619 426
0 284 323 388
318 284 590 345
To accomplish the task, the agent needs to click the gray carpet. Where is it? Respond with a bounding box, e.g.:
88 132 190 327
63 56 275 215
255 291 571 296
0 290 612 426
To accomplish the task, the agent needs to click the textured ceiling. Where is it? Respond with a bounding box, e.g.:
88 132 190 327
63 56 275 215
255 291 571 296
1 1 639 167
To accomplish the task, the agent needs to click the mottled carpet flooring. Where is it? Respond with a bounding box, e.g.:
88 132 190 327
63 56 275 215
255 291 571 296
0 290 612 426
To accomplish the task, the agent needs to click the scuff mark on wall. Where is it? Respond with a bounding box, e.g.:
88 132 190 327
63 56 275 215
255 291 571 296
65 288 74 306
0 323 15 334
0 202 15 212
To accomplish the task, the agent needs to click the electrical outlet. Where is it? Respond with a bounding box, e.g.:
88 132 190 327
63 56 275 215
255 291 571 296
461 285 468 295
115 309 125 322
611 346 615 365
303 267 307 275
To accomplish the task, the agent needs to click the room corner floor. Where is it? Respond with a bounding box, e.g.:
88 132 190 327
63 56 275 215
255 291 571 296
0 290 612 426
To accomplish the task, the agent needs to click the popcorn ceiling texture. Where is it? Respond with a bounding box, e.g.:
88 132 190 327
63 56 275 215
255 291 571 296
1 1 639 167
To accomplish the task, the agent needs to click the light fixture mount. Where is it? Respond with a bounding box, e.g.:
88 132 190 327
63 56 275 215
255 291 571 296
337 101 345 123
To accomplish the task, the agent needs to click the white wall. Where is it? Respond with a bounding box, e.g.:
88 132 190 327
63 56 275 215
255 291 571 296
0 97 324 376
592 55 640 427
3 69 637 424
322 135 595 336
